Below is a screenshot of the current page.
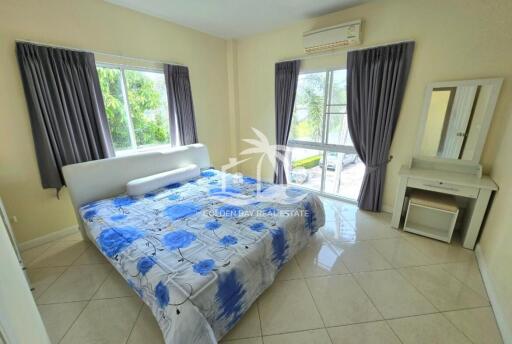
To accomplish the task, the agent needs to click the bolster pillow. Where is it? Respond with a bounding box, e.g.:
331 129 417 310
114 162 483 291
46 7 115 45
126 164 200 196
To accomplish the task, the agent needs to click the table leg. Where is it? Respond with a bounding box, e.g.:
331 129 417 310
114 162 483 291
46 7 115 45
463 188 492 249
391 177 408 228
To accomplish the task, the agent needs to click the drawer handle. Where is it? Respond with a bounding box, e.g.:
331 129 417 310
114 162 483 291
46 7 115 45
423 183 459 192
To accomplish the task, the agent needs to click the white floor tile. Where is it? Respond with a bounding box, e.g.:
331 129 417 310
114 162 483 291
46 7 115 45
127 305 164 344
322 198 356 224
275 258 303 281
27 267 67 299
439 260 489 299
369 238 434 267
223 303 261 340
21 242 55 266
221 338 262 344
73 245 108 265
306 275 381 327
60 297 141 344
444 307 503 344
320 220 357 243
402 233 475 264
344 211 401 240
388 313 470 344
399 265 489 311
327 321 401 344
354 269 436 319
258 279 323 335
38 301 88 343
263 328 331 344
93 269 136 299
336 241 392 272
295 236 349 277
29 241 89 268
38 264 111 304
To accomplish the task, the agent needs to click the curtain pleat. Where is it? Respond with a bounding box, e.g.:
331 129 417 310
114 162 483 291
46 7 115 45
164 64 198 146
274 60 300 184
347 42 415 211
16 42 114 191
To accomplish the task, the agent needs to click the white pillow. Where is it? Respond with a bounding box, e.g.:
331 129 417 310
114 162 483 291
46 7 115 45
126 164 200 196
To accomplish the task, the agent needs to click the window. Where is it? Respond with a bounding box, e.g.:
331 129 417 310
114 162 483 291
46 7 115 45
97 65 172 154
286 69 364 201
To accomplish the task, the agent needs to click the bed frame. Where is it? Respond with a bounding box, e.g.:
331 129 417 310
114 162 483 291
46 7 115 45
62 143 211 240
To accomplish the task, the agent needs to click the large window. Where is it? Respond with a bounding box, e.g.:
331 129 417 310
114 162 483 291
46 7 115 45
97 65 171 154
286 69 364 201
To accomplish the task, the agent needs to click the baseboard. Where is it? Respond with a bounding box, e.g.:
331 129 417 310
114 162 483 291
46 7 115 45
475 243 511 343
382 204 393 213
19 225 80 251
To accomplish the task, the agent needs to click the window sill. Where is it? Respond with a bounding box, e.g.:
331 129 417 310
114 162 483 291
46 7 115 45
114 144 174 157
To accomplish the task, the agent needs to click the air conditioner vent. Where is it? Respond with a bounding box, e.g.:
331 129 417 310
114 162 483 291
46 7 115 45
303 20 362 53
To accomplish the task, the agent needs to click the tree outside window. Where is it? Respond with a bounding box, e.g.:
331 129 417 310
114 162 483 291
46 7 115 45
97 66 171 153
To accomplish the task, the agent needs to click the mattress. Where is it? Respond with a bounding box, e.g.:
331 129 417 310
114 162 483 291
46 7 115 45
79 169 325 343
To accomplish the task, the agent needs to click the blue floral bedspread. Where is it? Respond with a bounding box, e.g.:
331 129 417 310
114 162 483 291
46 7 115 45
79 169 325 343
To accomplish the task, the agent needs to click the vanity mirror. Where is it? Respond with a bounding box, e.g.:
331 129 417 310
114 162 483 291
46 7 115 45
416 78 503 163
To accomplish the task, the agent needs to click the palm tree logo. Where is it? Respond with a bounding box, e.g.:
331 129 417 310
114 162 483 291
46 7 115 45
240 128 286 192
213 127 307 206
220 157 249 189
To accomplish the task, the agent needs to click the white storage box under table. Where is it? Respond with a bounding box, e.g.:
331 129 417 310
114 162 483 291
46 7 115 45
404 190 459 243
391 158 498 249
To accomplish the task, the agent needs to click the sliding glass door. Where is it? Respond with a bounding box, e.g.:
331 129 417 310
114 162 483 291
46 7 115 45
286 69 364 201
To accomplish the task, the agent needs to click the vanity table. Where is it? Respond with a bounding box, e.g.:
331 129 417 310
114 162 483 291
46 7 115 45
391 158 497 249
391 78 503 250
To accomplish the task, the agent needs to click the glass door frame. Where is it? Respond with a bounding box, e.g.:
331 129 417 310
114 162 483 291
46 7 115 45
286 68 359 203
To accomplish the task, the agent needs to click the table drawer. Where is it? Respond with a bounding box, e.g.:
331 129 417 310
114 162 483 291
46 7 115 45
408 178 479 198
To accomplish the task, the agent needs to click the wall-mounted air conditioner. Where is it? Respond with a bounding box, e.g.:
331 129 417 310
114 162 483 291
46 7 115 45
303 20 362 53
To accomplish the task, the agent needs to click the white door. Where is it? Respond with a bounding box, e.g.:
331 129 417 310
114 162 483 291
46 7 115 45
0 218 50 344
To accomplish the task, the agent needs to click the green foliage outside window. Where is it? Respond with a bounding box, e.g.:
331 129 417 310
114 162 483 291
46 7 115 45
291 73 325 142
291 155 322 169
97 67 131 150
290 70 347 144
125 70 170 147
97 67 170 151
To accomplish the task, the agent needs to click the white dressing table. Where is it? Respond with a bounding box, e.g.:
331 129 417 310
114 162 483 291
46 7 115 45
391 77 502 250
391 159 498 249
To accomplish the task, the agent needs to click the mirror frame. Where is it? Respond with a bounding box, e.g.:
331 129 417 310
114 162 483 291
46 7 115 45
415 77 503 164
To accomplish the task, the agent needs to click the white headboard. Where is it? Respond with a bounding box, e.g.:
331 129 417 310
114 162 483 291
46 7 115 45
62 143 210 239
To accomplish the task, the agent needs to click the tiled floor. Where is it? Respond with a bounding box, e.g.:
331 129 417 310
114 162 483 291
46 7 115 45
23 198 503 344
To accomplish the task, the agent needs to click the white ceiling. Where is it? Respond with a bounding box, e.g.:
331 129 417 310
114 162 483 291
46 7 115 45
105 0 366 39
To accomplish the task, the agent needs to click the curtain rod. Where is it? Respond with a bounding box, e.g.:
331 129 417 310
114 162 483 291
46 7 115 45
278 39 414 63
15 39 186 67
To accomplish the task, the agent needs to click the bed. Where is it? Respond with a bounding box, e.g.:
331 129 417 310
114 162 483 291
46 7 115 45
63 144 325 343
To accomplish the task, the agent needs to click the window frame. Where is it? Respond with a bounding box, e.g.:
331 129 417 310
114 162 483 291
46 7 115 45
96 62 174 156
287 68 358 201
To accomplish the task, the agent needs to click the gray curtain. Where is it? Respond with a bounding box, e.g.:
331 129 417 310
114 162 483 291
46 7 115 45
274 60 300 184
347 42 415 211
164 64 198 146
16 42 114 191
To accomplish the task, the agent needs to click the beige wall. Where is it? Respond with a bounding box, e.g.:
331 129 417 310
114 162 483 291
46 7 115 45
233 0 512 210
479 109 512 338
0 0 231 243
